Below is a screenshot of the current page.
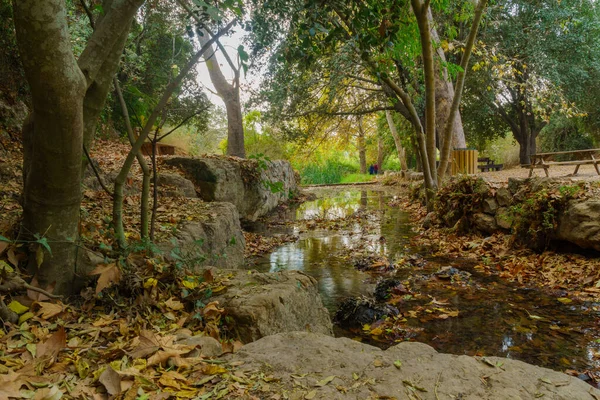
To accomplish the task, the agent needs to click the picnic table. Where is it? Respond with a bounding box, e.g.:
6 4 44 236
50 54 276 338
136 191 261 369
526 149 600 177
478 157 503 172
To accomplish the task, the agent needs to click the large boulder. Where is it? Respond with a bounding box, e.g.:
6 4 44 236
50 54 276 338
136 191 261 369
212 270 333 343
557 199 600 251
227 332 600 400
165 156 298 221
162 202 245 269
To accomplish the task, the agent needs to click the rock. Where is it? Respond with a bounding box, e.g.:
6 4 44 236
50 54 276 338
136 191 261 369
157 173 197 198
508 177 528 194
434 266 471 281
211 270 332 342
226 332 600 400
422 212 437 229
496 187 512 207
165 156 298 221
495 207 513 230
472 212 498 234
374 279 408 302
175 334 222 357
334 297 399 329
482 197 499 215
557 199 600 251
405 171 424 181
163 202 245 269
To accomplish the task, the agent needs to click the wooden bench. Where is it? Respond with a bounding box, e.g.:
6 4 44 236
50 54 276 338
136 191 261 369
526 149 600 177
478 157 503 172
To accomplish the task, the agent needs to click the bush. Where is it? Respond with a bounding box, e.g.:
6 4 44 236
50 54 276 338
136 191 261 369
299 159 359 184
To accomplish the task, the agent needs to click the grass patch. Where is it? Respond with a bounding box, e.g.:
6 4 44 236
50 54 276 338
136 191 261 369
339 173 376 184
300 160 358 184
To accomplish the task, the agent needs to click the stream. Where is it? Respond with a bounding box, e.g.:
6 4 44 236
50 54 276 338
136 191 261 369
246 186 600 379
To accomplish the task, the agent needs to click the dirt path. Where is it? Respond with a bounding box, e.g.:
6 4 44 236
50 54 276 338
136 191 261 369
477 163 600 184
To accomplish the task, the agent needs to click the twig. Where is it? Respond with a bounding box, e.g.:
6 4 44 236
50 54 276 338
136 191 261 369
83 145 114 198
434 371 442 400
0 275 62 299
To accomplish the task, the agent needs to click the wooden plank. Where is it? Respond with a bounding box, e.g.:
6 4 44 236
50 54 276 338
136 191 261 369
532 148 600 157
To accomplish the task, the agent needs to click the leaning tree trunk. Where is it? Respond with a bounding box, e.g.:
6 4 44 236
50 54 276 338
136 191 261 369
198 31 245 158
412 0 437 185
430 19 466 150
377 137 385 170
357 117 367 174
13 0 87 294
385 110 408 170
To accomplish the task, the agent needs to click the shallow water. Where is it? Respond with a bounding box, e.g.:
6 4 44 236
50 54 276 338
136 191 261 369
247 187 600 376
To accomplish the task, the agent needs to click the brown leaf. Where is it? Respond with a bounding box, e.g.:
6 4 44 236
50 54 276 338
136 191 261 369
0 241 7 255
0 370 24 399
129 330 160 359
36 302 64 320
203 269 214 283
27 277 53 301
37 327 66 359
99 366 122 396
89 263 122 294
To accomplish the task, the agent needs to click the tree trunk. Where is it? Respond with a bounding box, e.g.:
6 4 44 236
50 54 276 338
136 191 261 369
377 137 384 170
114 77 150 239
385 110 408 171
412 0 437 185
13 0 87 294
357 117 367 174
436 0 487 184
198 31 245 158
430 20 466 150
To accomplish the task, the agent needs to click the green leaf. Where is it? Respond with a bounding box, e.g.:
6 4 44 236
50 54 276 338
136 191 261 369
36 237 52 255
0 235 10 242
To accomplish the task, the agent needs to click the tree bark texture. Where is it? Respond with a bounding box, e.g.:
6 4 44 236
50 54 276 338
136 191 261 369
412 0 437 185
13 0 87 294
357 117 367 174
385 110 408 171
429 18 466 150
436 0 488 183
198 31 246 158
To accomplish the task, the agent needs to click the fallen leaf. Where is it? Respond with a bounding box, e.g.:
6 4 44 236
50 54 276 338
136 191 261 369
99 366 122 396
305 390 317 399
37 327 66 358
315 375 335 387
36 302 64 319
8 300 28 315
89 263 121 294
165 298 184 311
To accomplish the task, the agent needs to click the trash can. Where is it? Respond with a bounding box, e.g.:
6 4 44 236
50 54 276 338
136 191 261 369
451 148 478 175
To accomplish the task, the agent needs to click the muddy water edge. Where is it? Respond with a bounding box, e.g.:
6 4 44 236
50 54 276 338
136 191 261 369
244 185 600 383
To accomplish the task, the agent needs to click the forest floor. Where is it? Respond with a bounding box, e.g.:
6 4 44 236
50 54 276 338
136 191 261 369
2 133 600 398
477 163 600 183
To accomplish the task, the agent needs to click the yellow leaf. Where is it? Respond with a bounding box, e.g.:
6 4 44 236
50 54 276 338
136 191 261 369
19 312 33 324
0 260 14 274
144 278 158 289
202 364 227 375
8 300 28 315
181 280 197 290
305 390 317 399
557 298 572 304
370 327 383 336
315 375 335 387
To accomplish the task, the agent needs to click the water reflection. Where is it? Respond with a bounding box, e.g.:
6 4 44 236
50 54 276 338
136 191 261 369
247 187 600 376
249 189 414 309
